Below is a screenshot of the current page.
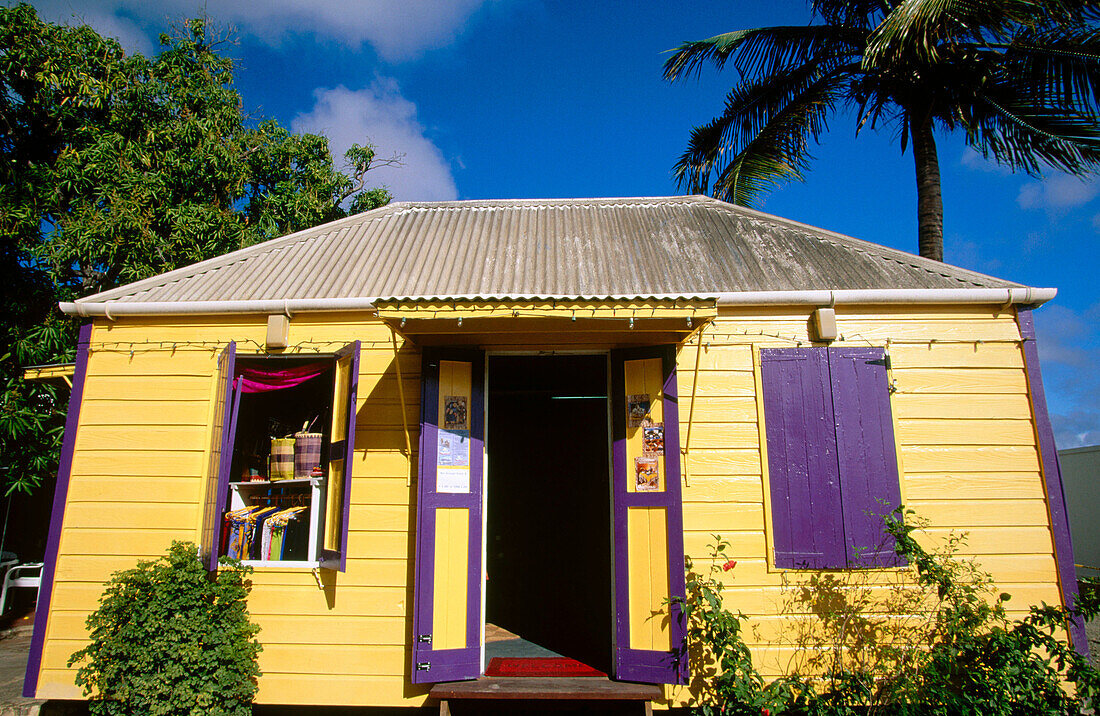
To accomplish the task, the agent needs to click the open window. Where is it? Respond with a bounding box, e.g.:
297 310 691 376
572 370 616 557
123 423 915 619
202 342 360 570
760 346 903 569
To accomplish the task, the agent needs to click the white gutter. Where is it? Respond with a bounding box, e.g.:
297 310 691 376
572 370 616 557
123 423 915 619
60 298 380 318
59 287 1055 318
714 287 1055 306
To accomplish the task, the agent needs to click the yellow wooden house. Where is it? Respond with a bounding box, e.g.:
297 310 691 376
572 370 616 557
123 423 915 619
22 196 1083 709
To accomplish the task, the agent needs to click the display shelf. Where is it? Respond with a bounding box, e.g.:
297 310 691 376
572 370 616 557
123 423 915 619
229 477 324 487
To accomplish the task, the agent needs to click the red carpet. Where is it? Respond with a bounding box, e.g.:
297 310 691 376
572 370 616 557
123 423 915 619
485 657 606 677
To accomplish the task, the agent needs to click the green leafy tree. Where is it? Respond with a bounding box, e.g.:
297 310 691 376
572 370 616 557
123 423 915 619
664 0 1100 261
68 542 261 715
0 4 395 494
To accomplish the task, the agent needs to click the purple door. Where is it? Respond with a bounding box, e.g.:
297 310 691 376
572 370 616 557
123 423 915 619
610 346 688 684
411 348 485 683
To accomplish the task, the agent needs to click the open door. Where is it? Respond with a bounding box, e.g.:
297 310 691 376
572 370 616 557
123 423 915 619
412 348 485 683
610 346 688 684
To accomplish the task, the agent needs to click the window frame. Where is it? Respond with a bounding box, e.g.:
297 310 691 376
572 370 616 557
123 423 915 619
203 342 360 571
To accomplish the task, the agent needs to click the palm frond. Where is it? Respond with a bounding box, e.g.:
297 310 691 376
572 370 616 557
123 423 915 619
865 0 1085 65
663 25 865 82
675 70 852 207
812 0 895 29
993 24 1100 113
967 82 1100 174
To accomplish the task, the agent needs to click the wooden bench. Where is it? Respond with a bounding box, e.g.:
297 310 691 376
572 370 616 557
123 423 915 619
430 677 662 714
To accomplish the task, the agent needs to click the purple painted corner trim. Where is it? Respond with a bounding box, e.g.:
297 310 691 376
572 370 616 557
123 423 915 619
1016 309 1088 659
24 323 93 698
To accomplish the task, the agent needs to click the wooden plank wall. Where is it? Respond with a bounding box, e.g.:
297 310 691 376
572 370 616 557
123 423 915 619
33 305 1063 709
35 314 429 706
668 304 1060 704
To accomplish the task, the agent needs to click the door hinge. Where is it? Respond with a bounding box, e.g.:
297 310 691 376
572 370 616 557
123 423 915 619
417 634 432 644
416 662 431 671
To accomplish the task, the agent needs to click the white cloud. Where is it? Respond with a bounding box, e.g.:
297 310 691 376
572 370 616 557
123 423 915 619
32 0 493 61
30 0 153 54
960 147 1011 175
1017 174 1098 210
292 82 458 202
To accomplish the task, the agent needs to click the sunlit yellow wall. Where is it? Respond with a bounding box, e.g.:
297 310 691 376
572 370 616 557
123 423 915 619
31 303 1065 709
666 304 1061 706
33 314 428 706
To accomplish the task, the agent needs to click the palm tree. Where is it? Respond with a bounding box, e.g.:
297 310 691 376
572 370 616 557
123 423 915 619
664 1 1100 261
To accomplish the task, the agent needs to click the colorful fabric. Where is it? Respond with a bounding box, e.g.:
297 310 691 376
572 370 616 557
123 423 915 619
235 363 328 393
293 432 323 478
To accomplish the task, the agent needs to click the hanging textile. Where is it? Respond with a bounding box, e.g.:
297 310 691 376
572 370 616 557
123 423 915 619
235 362 328 394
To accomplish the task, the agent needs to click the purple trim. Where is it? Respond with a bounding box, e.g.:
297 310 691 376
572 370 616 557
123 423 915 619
1017 309 1088 658
206 343 238 570
411 349 485 684
610 346 688 685
321 341 360 572
23 323 93 698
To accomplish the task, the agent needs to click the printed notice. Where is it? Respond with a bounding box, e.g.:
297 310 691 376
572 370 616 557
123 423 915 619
437 429 472 493
437 430 470 468
437 467 471 494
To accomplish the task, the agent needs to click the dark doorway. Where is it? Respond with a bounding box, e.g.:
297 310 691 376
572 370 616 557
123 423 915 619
486 355 613 675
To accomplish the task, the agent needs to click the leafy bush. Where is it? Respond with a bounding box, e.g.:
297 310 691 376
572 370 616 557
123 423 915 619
681 509 1100 715
68 541 262 715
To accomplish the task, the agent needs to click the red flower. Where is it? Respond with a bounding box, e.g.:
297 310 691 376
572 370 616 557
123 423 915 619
722 560 737 572
761 709 770 716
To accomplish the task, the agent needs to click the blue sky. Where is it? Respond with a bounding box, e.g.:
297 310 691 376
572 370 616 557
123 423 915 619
29 0 1100 448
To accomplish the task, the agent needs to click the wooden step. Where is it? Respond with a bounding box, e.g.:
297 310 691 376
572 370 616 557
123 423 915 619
430 677 662 714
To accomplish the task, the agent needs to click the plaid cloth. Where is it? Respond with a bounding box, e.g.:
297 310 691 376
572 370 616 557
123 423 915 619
269 438 294 481
294 432 322 478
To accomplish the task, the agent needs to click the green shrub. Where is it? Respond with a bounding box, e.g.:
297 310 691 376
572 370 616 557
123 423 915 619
68 541 262 716
681 509 1100 715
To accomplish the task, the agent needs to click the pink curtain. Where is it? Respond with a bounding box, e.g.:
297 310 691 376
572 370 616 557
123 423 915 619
235 362 328 393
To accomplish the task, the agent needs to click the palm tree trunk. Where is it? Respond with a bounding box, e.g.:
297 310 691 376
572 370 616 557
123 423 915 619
910 113 944 262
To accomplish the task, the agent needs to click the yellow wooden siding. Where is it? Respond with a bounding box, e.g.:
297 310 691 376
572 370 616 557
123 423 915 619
34 316 431 707
33 304 1065 710
670 304 1063 702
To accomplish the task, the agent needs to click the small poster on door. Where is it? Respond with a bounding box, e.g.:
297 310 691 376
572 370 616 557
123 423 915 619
437 467 471 494
627 394 650 427
444 395 467 429
635 456 660 491
642 421 664 456
437 430 470 468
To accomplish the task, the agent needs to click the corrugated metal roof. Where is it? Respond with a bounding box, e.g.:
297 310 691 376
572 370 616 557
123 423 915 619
76 195 1020 306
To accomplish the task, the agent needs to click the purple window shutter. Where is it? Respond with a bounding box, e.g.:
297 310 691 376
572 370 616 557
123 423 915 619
321 340 360 572
610 346 688 685
760 348 846 569
828 347 904 568
411 348 485 683
204 342 238 570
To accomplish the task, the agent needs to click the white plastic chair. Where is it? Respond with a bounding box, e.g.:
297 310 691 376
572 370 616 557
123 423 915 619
1 562 43 614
